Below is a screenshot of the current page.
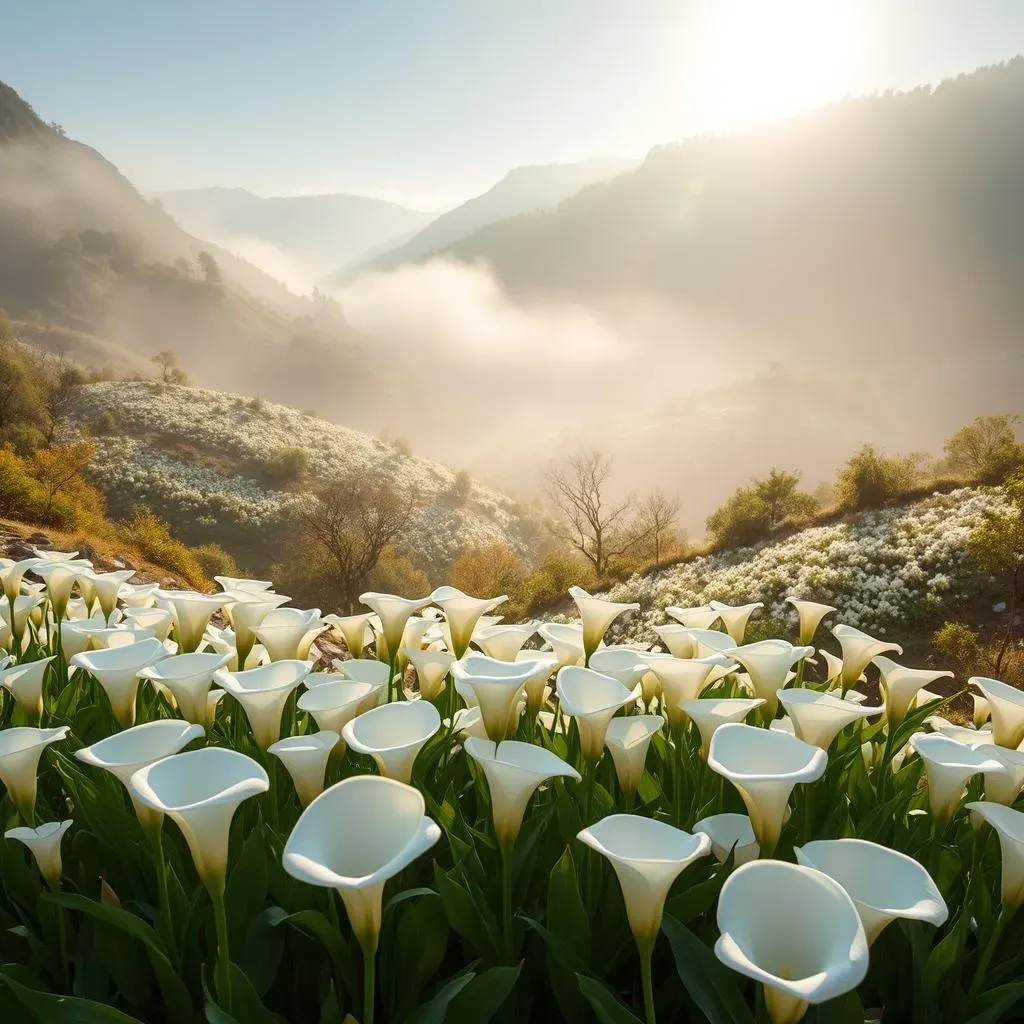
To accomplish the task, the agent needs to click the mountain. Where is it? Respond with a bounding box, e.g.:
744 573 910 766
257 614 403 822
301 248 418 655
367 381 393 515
330 157 637 282
0 80 384 423
156 186 434 288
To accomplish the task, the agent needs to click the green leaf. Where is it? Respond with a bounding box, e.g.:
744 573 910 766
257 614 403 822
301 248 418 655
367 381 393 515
447 962 522 1024
576 975 643 1024
547 848 591 966
265 907 359 1005
0 970 145 1022
222 962 279 1024
662 915 756 1024
965 981 1024 1024
392 893 449 1016
406 972 476 1024
665 860 731 926
433 865 498 960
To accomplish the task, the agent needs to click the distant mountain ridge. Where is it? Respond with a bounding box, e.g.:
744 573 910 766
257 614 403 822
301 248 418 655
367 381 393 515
329 157 637 282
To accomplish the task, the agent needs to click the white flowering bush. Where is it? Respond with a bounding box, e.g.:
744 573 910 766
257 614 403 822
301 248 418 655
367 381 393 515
600 488 1007 643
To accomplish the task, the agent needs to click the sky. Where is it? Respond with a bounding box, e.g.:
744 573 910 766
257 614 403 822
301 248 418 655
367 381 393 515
3 0 1024 210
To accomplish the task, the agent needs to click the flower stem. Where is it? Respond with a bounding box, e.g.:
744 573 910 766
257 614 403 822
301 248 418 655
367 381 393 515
362 948 376 1024
501 842 514 961
969 907 1011 1002
639 942 657 1024
209 881 232 1007
150 827 174 955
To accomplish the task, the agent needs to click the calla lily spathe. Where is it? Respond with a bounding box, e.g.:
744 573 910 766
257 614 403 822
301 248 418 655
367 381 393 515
155 590 227 653
268 732 339 806
715 859 869 1024
324 612 374 660
978 744 1024 806
708 723 827 854
429 586 507 659
970 677 1024 749
33 562 87 622
578 814 711 948
214 660 312 750
641 654 735 729
708 600 763 644
685 628 744 659
538 622 586 670
131 747 269 887
283 775 440 956
693 813 759 865
138 652 233 727
122 607 174 642
665 605 722 630
725 640 815 718
0 726 68 821
965 801 1024 910
777 688 882 750
256 607 326 662
71 637 169 726
465 737 579 846
568 587 639 663
910 733 1006 827
680 698 766 758
452 655 545 743
342 700 440 783
972 693 991 729
515 651 558 719
0 557 42 611
215 575 275 594
82 569 135 622
76 720 205 831
298 677 385 743
226 593 291 669
832 624 901 693
652 624 696 659
604 715 663 796
557 666 640 762
0 656 54 721
5 819 73 890
472 622 538 661
873 656 954 726
333 658 392 690
786 598 837 646
359 592 431 661
589 648 650 691
402 646 454 701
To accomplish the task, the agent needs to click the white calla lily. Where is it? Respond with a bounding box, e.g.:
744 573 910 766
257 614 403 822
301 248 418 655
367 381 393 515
777 688 882 750
724 640 814 718
965 801 1024 909
122 607 174 642
215 575 274 594
214 660 312 749
970 677 1024 749
0 726 68 821
557 666 640 762
33 563 87 621
0 558 42 610
715 860 869 1024
665 605 721 629
324 612 374 660
83 569 135 621
76 720 205 830
708 600 763 644
452 655 544 742
332 657 392 690
708 723 827 854
429 586 507 658
0 656 54 721
642 654 735 729
568 587 639 663
652 624 696 659
465 737 579 846
359 592 431 662
298 679 384 748
472 622 538 661
131 747 268 886
268 732 339 806
538 622 586 670
833 624 902 692
401 646 453 701
256 607 325 662
604 715 663 796
872 656 954 726
795 838 948 943
226 593 291 668
819 650 845 685
342 700 440 783
118 582 161 610
978 744 1024 806
5 819 73 889
138 652 233 726
283 775 440 956
71 637 170 726
683 628 742 659
515 651 558 719
578 814 711 948
693 813 759 865
679 698 766 758
155 590 227 653
910 733 1006 827
589 648 650 691
786 598 837 646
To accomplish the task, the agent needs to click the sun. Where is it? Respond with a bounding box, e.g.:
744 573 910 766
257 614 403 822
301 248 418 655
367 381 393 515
690 0 864 131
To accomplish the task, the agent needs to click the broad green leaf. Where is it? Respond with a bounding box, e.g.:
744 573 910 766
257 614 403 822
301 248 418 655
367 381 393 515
265 907 359 1005
965 981 1024 1024
576 975 643 1024
406 971 476 1024
0 970 145 1022
433 865 499 960
447 962 522 1024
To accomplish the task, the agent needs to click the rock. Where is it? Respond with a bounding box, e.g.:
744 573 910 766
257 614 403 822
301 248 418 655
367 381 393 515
6 541 37 560
994 601 1008 614
77 542 100 564
110 555 137 571
25 532 51 545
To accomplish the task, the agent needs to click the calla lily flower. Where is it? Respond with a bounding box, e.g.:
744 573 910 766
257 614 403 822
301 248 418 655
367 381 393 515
33 562 88 621
589 648 651 691
925 718 992 748
215 575 274 594
970 677 1024 749
604 715 663 796
227 593 291 668
118 582 161 610
0 726 67 821
833 624 901 692
786 598 837 646
909 733 1006 827
472 622 539 661
5 819 73 890
708 723 827 854
359 592 431 662
333 657 392 694
202 624 268 671
131 747 269 886
122 607 174 642
568 587 639 663
452 706 489 739
715 860 869 1024
71 637 169 726
214 660 312 749
777 689 882 750
978 744 1024 806
78 624 157 650
680 698 766 758
341 700 440 783
693 813 759 865
324 612 374 660
577 814 711 948
557 666 641 762
283 775 441 956
155 590 227 653
256 607 326 662
965 802 1024 910
666 605 722 629
298 679 384 747
268 732 339 806
76 720 205 830
0 656 54 721
872 656 954 726
60 614 110 658
683 628 741 659
652 624 696 659
819 650 844 685
82 569 135 621
32 548 80 563
402 646 454 701
642 654 736 729
429 586 508 659
725 640 814 717
795 838 947 944
465 737 579 846
0 557 42 610
538 622 586 670
515 651 558 718
452 655 545 742
138 652 233 726
972 694 991 729
708 600 763 644
1 594 44 648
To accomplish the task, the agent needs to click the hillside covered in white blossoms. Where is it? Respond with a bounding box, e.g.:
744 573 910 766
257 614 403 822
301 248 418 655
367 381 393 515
67 381 543 573
599 487 1007 644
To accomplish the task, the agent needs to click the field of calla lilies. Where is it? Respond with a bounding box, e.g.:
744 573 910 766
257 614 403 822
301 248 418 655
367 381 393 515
0 552 1023 1024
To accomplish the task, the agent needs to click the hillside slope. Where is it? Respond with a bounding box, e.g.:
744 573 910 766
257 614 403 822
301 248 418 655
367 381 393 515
66 381 543 575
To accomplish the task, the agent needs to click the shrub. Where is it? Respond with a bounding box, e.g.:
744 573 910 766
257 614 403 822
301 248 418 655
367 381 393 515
189 542 240 582
0 442 105 531
261 446 310 488
453 469 472 503
392 437 413 458
706 470 817 549
521 549 596 614
933 621 982 671
834 445 921 510
118 509 206 588
369 545 430 596
943 414 1024 484
93 409 121 435
448 543 525 616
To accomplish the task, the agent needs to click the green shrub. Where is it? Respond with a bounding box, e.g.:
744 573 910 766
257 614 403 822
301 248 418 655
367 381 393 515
943 414 1024 484
522 549 596 613
707 469 818 548
118 509 206 587
189 542 240 582
834 445 921 510
93 409 121 435
261 446 310 488
448 543 525 616
453 469 472 503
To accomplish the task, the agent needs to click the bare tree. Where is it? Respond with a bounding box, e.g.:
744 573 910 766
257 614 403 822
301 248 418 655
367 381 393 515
291 472 420 612
42 350 85 445
636 489 681 565
152 350 188 385
546 451 646 575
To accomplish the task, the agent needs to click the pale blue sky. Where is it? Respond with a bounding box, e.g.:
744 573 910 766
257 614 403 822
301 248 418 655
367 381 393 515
3 1 1024 208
